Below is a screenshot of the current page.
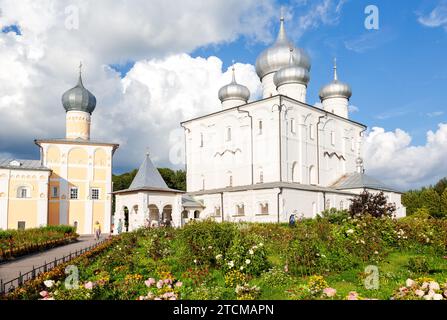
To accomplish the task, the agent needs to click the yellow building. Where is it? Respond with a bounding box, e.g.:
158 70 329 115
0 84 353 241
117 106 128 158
0 66 119 234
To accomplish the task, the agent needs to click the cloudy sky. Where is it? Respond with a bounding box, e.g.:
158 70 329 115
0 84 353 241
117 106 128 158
0 0 446 191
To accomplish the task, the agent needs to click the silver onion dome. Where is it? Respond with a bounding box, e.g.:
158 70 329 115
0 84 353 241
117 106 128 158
255 15 311 80
274 48 310 87
319 59 352 101
218 65 250 103
62 63 97 114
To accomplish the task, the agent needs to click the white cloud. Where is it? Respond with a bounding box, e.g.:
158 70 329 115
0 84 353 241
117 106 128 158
0 0 270 170
427 111 444 117
348 104 359 113
418 1 447 31
363 124 447 190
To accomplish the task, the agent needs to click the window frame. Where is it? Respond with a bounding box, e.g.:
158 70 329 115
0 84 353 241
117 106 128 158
70 187 79 200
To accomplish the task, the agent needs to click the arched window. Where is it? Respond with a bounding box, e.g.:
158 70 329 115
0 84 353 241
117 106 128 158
226 127 232 141
292 162 299 183
236 204 245 216
181 210 188 219
326 199 331 210
194 211 200 219
17 186 30 198
133 205 139 214
259 203 269 215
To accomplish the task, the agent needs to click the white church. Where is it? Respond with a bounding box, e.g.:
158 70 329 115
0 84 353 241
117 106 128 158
113 15 406 232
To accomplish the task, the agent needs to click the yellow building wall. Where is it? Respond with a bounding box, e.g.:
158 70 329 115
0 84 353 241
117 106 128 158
68 167 87 180
68 201 86 231
7 178 41 229
93 202 105 231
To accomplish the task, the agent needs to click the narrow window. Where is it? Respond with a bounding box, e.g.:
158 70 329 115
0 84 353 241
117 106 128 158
215 206 221 217
227 127 232 141
200 133 204 147
70 187 78 200
258 120 263 135
91 188 100 200
340 200 344 210
229 175 233 187
351 137 355 151
331 131 335 146
291 118 296 134
259 171 264 183
259 203 269 215
52 186 58 198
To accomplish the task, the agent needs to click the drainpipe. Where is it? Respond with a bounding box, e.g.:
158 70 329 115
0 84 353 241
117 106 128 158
180 124 190 190
272 97 285 182
220 192 224 222
316 114 326 185
237 107 254 185
277 187 283 223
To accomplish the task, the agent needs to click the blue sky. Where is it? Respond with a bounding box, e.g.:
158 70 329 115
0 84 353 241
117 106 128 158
109 0 446 146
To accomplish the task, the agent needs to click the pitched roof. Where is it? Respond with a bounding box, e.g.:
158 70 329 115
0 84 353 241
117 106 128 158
0 159 51 171
331 172 402 193
129 154 169 189
113 154 184 194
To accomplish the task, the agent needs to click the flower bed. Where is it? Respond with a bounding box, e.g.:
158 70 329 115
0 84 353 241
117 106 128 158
0 226 78 261
3 216 447 300
2 236 119 300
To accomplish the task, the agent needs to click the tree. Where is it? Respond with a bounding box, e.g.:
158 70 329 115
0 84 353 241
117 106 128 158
402 190 422 216
158 168 186 191
441 189 447 217
349 191 396 218
419 188 441 218
434 177 447 196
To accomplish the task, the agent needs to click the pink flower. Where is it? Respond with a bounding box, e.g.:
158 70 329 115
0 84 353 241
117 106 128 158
347 292 359 300
145 278 156 287
175 281 183 287
154 297 162 300
323 287 337 298
39 291 49 298
164 278 172 285
169 296 177 300
415 289 425 298
157 280 164 289
84 281 94 290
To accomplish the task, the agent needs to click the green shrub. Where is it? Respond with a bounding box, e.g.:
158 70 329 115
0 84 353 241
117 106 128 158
177 219 237 267
407 256 430 273
260 267 292 287
317 208 349 224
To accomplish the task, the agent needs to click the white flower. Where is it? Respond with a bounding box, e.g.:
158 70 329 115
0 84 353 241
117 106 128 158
228 261 234 268
240 266 244 271
425 290 436 300
415 289 425 297
346 229 354 235
406 279 415 287
259 243 264 247
208 245 212 249
44 280 55 288
433 294 443 300
249 249 254 255
193 259 197 264
421 282 429 290
215 254 223 260
360 240 365 245
429 282 440 291
245 259 251 265
374 251 379 255
321 254 326 258
252 245 258 250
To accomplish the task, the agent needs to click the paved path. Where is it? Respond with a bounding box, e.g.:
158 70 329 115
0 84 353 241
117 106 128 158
0 235 108 285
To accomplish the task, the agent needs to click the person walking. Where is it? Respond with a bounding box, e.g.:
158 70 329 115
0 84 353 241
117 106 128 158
94 221 101 240
117 218 123 234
